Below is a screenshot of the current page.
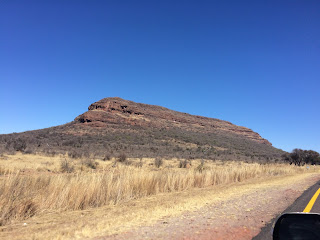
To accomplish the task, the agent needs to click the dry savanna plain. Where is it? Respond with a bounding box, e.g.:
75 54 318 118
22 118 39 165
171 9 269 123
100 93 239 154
0 152 319 239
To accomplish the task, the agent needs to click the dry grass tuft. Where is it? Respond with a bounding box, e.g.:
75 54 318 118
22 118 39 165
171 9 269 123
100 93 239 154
82 158 99 169
154 157 163 168
60 159 75 173
179 159 192 168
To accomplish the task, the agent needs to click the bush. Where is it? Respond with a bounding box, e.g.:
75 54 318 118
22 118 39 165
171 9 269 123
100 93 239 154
117 153 127 163
24 149 33 154
83 159 99 169
60 159 74 173
68 150 82 159
103 154 111 161
154 157 163 168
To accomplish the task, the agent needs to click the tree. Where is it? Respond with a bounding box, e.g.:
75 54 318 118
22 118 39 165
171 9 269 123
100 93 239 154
305 150 320 165
283 149 320 166
290 149 306 166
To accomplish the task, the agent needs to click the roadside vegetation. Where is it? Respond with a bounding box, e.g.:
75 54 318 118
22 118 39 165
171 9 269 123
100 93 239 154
0 152 318 226
282 148 320 166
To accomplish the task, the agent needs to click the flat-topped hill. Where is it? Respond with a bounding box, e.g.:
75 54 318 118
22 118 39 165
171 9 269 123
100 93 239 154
0 97 284 161
74 97 271 145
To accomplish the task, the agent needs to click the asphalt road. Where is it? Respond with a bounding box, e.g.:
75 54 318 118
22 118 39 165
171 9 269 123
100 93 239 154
253 180 320 240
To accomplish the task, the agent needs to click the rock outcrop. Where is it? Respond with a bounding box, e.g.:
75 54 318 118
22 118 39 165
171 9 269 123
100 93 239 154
74 97 271 145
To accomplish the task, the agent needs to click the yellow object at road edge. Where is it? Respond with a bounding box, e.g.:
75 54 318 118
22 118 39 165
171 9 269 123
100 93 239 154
303 188 320 213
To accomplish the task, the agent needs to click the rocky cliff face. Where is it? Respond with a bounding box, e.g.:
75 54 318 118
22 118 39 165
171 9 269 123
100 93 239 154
74 97 271 145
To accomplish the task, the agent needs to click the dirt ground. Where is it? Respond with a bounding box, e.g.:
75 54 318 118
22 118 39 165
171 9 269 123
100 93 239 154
94 174 320 240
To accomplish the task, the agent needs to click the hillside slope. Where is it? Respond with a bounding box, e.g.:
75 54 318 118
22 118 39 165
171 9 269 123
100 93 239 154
0 97 284 161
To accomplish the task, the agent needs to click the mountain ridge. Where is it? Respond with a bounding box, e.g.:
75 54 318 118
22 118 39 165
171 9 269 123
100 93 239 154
0 97 283 161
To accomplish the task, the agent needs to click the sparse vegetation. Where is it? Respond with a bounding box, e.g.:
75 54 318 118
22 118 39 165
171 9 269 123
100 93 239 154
12 138 27 152
60 158 74 173
103 154 111 161
154 157 163 168
179 159 191 168
68 150 82 159
136 158 143 168
117 153 127 163
83 158 99 169
0 123 285 162
195 159 206 173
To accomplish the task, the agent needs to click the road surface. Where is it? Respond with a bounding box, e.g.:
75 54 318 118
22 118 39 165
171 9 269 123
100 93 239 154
253 180 320 240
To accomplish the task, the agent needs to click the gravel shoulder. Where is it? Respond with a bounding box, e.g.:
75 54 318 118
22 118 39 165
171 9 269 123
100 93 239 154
96 173 320 240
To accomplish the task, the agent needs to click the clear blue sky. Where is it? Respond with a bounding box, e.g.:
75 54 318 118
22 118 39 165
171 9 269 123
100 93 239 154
1 1 319 153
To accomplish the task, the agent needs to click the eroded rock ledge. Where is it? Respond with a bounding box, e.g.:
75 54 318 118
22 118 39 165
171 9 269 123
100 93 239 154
74 97 271 145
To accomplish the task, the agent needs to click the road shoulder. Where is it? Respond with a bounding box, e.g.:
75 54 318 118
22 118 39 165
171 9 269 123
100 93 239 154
104 173 320 240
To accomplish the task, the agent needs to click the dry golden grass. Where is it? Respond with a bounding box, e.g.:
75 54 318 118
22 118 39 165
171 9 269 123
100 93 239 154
0 153 62 173
0 153 318 228
2 172 319 240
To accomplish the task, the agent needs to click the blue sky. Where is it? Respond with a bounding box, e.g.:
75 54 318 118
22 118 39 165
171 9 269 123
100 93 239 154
1 1 319 152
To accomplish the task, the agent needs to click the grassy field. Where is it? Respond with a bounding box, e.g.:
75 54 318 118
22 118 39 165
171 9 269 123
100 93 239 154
0 152 318 229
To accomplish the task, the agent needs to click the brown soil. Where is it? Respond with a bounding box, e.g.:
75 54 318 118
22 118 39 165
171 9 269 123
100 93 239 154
96 174 320 240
